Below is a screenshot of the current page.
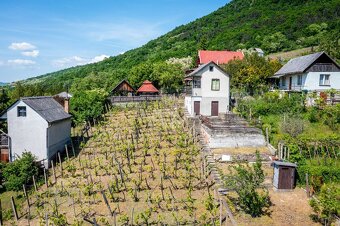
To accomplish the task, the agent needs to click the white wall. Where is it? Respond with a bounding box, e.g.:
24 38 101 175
200 65 230 116
7 101 48 161
47 120 71 159
279 72 340 91
304 72 340 91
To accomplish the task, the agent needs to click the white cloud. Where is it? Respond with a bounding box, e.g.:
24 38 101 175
9 42 36 51
7 59 36 66
89 54 109 63
21 50 40 57
52 54 109 68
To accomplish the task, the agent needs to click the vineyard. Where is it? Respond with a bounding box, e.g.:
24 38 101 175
9 98 218 225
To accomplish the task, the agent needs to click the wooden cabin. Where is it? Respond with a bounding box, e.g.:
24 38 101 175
137 80 159 96
272 161 297 190
111 80 136 96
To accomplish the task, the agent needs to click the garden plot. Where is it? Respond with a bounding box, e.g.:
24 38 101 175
214 155 317 226
11 98 217 225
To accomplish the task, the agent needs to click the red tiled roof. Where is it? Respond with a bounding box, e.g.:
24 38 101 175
137 80 159 93
198 50 244 65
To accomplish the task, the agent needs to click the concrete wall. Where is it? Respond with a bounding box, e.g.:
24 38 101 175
201 124 266 148
7 101 48 161
279 72 340 91
47 120 71 160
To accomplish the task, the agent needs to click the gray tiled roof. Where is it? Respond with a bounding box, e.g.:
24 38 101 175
273 52 324 77
22 96 71 123
186 61 228 77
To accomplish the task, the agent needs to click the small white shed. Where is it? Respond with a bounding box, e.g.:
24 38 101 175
0 96 72 167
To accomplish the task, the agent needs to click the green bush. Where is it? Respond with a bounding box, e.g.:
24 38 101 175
310 183 340 225
2 152 39 191
223 151 270 217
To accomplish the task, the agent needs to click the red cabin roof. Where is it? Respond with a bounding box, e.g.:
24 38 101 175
137 80 159 93
198 50 244 65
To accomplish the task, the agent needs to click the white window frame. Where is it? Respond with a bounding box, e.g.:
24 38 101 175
17 106 27 117
211 79 220 91
297 75 302 86
319 74 330 86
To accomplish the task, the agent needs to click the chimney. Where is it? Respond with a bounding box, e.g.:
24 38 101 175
64 98 70 113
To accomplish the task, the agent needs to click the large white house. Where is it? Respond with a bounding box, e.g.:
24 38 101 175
272 52 340 92
185 61 230 116
0 96 71 167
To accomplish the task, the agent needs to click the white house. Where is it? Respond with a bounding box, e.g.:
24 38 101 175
0 96 71 167
272 52 340 92
185 61 230 116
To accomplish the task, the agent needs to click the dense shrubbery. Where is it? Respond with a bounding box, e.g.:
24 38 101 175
70 89 109 124
237 92 306 118
1 152 39 191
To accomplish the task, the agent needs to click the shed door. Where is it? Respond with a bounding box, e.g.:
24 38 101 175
279 167 292 189
194 101 200 115
211 101 219 116
289 77 292 90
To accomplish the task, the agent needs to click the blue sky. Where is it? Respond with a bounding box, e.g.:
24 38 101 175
0 0 228 82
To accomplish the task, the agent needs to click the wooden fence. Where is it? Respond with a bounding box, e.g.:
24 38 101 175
109 95 161 104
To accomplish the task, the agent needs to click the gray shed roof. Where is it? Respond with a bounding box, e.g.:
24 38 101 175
272 161 297 168
22 96 71 123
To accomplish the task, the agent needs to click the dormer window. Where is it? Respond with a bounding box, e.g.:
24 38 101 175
209 66 214 72
17 106 27 117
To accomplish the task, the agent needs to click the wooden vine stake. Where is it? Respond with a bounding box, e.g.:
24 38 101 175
51 161 57 183
101 190 113 217
71 139 76 157
65 144 69 159
58 152 63 177
32 175 38 192
306 173 310 198
0 199 3 226
43 168 48 188
10 196 18 221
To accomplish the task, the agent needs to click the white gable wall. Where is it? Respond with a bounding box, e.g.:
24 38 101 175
200 65 230 116
7 101 48 161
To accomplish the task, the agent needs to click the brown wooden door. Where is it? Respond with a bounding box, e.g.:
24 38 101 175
279 167 292 189
211 101 219 116
289 77 292 90
194 101 200 115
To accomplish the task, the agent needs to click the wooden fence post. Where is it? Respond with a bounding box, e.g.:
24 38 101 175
10 196 18 221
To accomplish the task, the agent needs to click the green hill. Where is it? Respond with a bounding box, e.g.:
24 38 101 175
22 0 340 93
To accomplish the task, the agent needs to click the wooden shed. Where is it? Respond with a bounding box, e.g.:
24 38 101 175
111 80 136 96
272 161 297 190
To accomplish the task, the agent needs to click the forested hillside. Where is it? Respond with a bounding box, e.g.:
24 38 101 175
22 0 339 92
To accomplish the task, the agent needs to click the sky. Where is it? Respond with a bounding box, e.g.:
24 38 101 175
0 0 228 83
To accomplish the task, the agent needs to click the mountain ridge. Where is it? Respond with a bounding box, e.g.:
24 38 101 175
20 0 340 92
